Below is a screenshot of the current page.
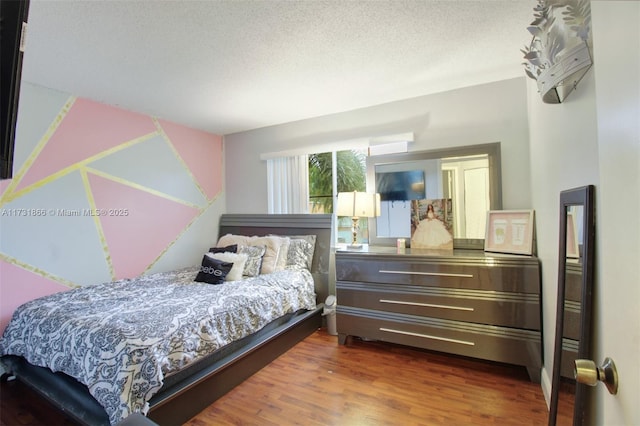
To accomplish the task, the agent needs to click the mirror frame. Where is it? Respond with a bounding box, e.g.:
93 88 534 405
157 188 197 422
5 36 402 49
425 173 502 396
549 185 595 426
366 142 502 249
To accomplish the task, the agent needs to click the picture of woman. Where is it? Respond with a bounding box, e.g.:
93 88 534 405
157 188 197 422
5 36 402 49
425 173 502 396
411 200 454 250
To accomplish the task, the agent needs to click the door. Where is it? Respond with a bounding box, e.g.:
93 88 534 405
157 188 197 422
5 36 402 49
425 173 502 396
592 2 639 424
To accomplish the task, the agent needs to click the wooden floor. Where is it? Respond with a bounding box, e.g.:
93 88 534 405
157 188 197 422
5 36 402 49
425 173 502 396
1 329 549 425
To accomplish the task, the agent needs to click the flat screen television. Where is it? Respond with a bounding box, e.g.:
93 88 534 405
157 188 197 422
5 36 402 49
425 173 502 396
1 0 30 179
376 170 425 201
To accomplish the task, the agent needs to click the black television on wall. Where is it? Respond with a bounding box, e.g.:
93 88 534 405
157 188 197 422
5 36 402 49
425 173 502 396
1 0 30 180
376 170 426 201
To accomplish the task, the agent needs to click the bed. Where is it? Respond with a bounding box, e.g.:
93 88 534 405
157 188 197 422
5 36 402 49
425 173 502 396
0 213 333 425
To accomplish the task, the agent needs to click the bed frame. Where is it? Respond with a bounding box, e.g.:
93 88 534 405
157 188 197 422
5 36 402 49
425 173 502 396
1 213 333 425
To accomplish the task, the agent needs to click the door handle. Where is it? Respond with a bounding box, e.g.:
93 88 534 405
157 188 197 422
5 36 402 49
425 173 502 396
574 357 618 395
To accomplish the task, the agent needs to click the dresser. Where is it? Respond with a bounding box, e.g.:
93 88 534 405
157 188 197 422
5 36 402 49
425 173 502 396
335 246 542 382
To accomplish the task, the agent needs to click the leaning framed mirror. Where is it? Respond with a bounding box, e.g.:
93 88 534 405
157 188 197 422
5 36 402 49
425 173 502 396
548 185 595 426
366 142 502 249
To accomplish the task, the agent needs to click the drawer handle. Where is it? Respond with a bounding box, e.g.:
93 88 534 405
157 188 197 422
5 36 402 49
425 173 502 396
380 327 475 346
379 269 473 278
379 299 474 312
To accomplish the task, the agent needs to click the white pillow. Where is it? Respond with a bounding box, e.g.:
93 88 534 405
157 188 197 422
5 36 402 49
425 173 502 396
207 252 248 281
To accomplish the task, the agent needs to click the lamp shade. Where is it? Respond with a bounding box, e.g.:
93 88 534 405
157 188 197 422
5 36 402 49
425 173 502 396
337 192 380 218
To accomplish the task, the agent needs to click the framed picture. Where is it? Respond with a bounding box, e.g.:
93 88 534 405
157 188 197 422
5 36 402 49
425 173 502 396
484 210 535 255
410 199 454 250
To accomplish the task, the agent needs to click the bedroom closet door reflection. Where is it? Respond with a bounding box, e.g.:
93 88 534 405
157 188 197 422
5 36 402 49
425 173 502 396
549 185 595 426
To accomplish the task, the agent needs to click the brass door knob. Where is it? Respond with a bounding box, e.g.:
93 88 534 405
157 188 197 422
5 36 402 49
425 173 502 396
574 357 618 395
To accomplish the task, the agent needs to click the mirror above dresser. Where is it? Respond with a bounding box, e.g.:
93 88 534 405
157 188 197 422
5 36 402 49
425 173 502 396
366 142 502 249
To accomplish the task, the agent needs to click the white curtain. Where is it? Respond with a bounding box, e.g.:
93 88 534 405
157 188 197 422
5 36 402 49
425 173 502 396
267 155 309 214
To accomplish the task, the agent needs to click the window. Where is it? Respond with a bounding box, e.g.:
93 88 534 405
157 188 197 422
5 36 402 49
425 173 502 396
308 152 334 213
308 149 369 243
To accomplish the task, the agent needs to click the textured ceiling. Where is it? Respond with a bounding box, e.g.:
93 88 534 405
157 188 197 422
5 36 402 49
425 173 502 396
22 1 534 135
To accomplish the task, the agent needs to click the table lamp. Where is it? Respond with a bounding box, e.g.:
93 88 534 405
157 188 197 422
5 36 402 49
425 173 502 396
336 191 381 249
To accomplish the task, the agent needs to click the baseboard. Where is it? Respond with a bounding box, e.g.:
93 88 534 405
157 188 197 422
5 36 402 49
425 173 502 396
540 366 552 408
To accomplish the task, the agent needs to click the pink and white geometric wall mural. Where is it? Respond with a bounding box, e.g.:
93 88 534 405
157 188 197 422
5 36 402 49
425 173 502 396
0 83 224 332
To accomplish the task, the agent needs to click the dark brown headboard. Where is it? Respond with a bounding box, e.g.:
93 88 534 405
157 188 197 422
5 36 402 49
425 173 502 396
218 214 333 304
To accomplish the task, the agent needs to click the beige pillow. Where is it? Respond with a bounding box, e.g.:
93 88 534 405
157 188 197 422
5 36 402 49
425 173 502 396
248 236 282 274
217 234 250 248
270 236 291 271
216 234 284 275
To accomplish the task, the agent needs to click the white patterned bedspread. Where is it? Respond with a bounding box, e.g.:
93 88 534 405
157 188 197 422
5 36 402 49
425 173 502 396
0 266 316 425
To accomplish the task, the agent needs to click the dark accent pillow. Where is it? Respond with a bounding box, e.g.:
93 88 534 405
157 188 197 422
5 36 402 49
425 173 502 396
208 244 238 254
195 255 233 284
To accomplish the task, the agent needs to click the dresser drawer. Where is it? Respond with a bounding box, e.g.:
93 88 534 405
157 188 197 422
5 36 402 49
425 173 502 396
337 281 540 330
337 306 541 374
336 256 540 294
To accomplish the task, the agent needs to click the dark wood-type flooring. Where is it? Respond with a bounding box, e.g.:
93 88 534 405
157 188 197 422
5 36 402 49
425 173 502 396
1 329 549 425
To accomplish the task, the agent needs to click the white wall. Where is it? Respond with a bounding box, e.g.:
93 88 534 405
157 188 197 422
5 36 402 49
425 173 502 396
527 60 600 402
224 77 532 214
529 2 640 425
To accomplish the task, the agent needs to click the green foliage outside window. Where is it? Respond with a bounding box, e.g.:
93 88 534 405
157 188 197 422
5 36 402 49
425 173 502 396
308 150 366 213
